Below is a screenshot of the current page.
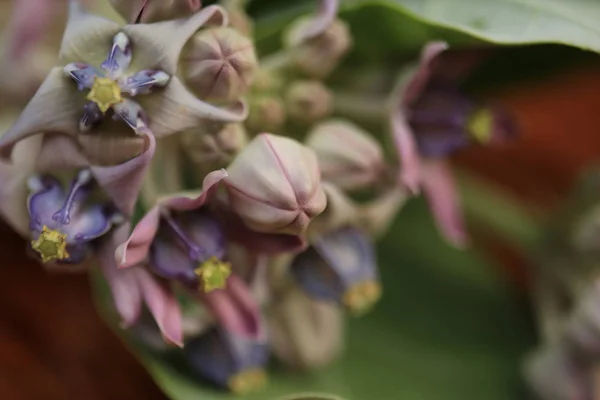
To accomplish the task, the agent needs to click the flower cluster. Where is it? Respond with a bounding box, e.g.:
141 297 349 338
0 0 517 394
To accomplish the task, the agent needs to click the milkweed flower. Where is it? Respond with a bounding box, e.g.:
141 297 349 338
390 41 516 246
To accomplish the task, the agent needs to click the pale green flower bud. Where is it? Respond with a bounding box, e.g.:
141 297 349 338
285 80 333 123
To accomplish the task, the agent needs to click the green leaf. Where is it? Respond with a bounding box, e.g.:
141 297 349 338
252 0 600 56
92 198 535 400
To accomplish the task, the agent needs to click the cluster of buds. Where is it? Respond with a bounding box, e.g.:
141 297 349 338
0 0 518 395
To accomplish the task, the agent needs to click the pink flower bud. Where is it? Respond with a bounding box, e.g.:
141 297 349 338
181 27 258 101
285 19 351 78
108 0 201 23
285 80 333 123
224 133 327 235
306 119 384 190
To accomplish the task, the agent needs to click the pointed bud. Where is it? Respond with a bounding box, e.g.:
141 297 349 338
306 119 384 191
246 96 286 133
181 27 258 101
285 80 333 123
225 134 327 235
268 285 343 370
108 0 202 23
285 19 351 78
181 123 248 171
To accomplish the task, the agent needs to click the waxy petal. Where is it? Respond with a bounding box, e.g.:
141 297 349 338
116 169 227 268
109 0 202 23
225 134 327 235
287 0 339 46
100 32 132 79
420 159 468 247
60 1 121 65
122 5 227 76
91 131 156 216
201 274 263 339
99 224 183 346
35 134 90 172
141 76 248 137
120 70 170 96
0 68 79 159
112 98 149 133
390 110 421 194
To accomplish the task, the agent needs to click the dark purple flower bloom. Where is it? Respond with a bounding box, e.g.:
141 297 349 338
184 327 268 393
27 169 121 264
291 226 381 315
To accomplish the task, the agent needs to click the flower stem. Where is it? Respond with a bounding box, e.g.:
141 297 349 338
332 90 388 123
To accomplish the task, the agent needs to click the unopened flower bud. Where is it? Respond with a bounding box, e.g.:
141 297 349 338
225 134 327 235
285 80 333 123
181 123 248 170
268 285 343 370
285 19 352 78
108 0 201 23
306 119 384 190
181 27 258 101
246 96 286 133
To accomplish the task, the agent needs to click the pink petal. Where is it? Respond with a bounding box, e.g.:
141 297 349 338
91 131 156 217
390 110 421 194
160 169 228 211
98 223 143 326
420 159 469 248
35 134 90 172
201 274 264 340
6 0 56 60
136 267 183 347
400 41 449 107
288 0 339 45
115 206 161 268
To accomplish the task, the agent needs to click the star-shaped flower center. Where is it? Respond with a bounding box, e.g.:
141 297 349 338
342 280 382 316
194 256 232 292
64 31 170 133
31 225 70 263
87 77 123 113
227 369 268 394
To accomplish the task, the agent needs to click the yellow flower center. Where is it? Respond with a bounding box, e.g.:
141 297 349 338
227 369 268 394
342 280 382 316
87 76 123 113
194 256 232 292
467 107 494 144
31 225 70 263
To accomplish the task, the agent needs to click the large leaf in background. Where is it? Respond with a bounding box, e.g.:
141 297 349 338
251 0 600 56
93 198 535 400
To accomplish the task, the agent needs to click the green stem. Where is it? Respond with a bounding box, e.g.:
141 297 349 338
332 90 388 123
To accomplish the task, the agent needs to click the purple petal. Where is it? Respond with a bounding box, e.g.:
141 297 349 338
121 70 170 96
420 159 468 248
390 110 421 194
79 102 104 132
160 169 227 211
150 234 199 287
27 175 66 233
400 41 449 108
111 99 149 133
91 130 156 216
101 32 132 79
64 63 101 90
184 327 268 390
291 226 378 302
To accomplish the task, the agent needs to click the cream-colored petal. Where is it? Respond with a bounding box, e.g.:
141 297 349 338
60 0 121 65
0 68 79 159
142 76 248 137
122 5 228 75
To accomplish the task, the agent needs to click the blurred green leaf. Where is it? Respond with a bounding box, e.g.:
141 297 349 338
253 0 600 56
92 199 535 400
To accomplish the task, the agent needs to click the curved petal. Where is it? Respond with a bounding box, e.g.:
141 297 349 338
420 159 469 248
27 176 66 232
121 5 227 75
112 98 149 133
91 131 155 216
202 274 264 339
150 234 198 286
142 76 248 137
287 0 339 46
63 63 100 90
59 0 121 65
116 206 160 268
136 266 183 347
100 32 132 79
390 109 421 194
159 169 227 211
35 134 90 172
0 68 79 159
399 41 448 107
